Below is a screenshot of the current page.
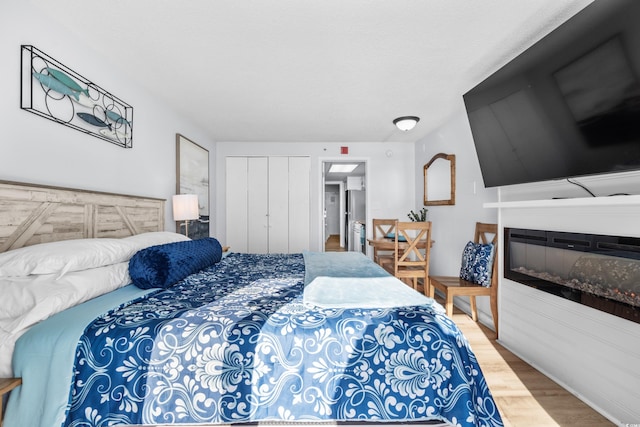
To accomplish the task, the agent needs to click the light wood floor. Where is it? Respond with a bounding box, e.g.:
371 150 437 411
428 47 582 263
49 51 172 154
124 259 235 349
325 234 345 252
449 303 614 426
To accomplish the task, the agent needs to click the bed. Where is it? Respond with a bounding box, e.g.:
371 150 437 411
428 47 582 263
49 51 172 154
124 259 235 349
0 181 503 427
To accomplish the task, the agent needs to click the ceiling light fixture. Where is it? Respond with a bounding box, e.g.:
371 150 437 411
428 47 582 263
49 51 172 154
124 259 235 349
328 164 359 173
393 116 420 131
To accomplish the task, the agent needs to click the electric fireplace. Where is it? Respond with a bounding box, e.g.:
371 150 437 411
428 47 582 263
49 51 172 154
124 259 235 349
505 228 640 324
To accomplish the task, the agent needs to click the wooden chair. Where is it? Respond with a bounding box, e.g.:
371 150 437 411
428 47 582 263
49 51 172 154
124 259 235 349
372 218 397 266
382 221 432 292
428 222 499 335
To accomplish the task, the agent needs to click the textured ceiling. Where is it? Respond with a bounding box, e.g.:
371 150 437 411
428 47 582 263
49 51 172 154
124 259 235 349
30 0 593 143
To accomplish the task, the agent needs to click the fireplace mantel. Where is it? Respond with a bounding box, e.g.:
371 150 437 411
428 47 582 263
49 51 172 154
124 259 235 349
484 194 640 209
491 193 640 424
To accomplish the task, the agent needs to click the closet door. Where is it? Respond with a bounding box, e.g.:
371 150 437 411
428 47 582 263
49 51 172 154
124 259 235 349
247 157 269 253
226 156 310 254
288 157 310 252
268 157 289 253
226 157 248 252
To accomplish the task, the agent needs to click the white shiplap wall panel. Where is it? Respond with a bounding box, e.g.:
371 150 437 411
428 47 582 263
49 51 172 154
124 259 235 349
497 197 640 425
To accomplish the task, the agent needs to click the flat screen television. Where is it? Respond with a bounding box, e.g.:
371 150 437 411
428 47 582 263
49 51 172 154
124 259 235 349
463 0 640 188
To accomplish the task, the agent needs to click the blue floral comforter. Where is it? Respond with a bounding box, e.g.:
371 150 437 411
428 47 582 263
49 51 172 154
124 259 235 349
64 253 502 427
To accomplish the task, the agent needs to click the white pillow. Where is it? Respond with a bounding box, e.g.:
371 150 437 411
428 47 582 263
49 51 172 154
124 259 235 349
0 261 132 377
0 238 136 278
0 261 131 328
124 231 190 251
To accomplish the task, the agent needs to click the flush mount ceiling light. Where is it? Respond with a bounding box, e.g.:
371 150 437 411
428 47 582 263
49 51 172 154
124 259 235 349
328 163 359 173
393 116 420 131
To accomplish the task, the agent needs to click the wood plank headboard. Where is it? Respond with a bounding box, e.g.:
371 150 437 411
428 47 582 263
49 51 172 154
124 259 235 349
0 180 165 253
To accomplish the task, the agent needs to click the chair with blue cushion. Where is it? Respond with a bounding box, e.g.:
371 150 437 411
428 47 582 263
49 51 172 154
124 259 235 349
428 222 499 335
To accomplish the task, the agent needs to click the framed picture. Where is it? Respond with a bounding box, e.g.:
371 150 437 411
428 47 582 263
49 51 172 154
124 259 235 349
176 134 209 239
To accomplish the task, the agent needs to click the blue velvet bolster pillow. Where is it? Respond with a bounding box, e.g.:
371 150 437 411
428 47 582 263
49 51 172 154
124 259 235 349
129 238 223 289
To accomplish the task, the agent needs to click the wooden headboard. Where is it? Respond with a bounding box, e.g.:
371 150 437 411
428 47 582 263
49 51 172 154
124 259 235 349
0 180 165 253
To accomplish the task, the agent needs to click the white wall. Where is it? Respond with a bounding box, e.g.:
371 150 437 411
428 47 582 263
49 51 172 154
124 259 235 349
0 3 214 233
413 101 498 327
216 141 416 252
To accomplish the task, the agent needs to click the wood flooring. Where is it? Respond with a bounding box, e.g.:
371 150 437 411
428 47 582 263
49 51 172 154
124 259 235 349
325 234 345 252
450 305 614 426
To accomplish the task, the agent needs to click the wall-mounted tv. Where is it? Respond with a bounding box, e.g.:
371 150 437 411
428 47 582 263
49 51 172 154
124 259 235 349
463 0 640 188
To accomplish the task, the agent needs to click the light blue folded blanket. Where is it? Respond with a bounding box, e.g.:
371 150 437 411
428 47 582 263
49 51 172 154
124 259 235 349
302 251 435 309
304 275 432 308
302 251 389 284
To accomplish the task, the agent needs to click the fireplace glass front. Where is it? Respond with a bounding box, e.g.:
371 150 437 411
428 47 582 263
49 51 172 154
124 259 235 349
505 228 640 324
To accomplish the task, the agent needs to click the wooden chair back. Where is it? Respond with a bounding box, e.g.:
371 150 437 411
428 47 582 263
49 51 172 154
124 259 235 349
428 221 499 335
372 218 397 264
474 222 499 290
394 221 432 291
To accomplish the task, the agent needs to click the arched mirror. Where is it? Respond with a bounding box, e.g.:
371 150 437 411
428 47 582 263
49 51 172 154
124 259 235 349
423 153 455 206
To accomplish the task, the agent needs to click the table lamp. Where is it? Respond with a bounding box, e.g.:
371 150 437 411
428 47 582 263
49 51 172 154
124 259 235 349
172 194 199 237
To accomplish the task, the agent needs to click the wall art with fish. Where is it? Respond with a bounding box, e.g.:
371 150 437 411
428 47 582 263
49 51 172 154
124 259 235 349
20 45 133 148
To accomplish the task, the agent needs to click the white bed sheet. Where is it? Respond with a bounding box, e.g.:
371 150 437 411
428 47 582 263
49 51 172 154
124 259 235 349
0 261 130 377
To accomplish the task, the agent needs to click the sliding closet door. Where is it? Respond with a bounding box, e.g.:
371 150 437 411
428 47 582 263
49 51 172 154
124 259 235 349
268 156 310 253
226 156 310 254
226 157 248 252
247 157 269 253
268 157 289 253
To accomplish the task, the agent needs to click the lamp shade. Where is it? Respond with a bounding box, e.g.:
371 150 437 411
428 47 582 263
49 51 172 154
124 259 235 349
172 194 199 221
393 116 420 131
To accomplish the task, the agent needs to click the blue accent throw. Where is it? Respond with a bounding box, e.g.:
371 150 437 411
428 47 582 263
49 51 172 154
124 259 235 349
459 241 495 287
129 237 222 289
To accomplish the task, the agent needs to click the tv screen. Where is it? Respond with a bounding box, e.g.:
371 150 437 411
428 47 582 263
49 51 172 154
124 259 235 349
463 0 640 188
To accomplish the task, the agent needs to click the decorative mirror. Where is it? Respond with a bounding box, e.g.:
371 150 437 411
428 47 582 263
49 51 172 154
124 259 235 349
423 153 455 206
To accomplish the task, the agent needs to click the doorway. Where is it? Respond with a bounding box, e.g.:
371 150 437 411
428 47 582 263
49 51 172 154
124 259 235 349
322 161 367 253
